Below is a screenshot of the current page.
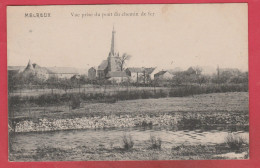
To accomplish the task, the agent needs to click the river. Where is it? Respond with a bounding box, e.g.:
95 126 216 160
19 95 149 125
10 125 249 152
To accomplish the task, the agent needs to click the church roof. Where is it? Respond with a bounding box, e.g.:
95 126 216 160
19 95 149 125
106 71 128 78
98 60 108 70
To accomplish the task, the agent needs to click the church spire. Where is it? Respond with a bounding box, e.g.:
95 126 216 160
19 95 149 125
110 25 117 56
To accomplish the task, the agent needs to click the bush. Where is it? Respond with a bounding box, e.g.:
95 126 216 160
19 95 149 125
71 95 81 109
178 116 202 129
150 135 162 149
33 145 66 161
8 96 21 107
141 120 153 128
225 133 247 151
122 134 134 150
157 89 168 98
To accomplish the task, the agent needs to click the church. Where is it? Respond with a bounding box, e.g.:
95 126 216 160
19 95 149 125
97 26 128 82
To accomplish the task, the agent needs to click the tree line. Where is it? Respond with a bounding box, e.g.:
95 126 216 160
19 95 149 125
8 67 248 93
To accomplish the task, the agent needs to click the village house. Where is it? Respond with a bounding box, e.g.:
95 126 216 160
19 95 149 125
125 67 143 83
154 70 175 81
125 67 155 84
107 71 129 83
149 67 163 80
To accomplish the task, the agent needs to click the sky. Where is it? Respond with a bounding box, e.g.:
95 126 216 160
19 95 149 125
7 4 248 72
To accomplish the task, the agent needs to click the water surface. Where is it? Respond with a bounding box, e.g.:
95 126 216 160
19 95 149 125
10 126 249 151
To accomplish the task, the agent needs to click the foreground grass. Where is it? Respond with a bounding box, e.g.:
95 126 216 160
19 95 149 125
9 142 249 161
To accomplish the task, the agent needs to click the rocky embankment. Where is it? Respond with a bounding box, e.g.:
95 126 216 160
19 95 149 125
9 111 248 133
13 115 178 133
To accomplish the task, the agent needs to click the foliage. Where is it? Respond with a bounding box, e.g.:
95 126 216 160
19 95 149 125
225 133 247 151
8 83 248 108
150 135 162 149
33 145 67 161
71 94 81 109
178 116 202 129
169 84 247 97
116 53 132 71
122 134 134 150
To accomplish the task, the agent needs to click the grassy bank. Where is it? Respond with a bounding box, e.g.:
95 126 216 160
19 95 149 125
9 84 248 108
11 92 247 118
9 141 249 161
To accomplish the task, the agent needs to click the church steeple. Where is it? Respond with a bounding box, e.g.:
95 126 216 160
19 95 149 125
110 25 118 56
107 26 120 72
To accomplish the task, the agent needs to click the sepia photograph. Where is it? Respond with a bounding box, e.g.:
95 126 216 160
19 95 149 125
7 4 249 161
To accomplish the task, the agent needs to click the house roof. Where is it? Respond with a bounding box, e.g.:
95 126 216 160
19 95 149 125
89 67 96 70
98 60 108 70
126 67 144 73
8 66 25 71
155 71 167 76
106 71 128 78
8 65 81 74
47 67 79 74
144 67 156 74
126 67 156 74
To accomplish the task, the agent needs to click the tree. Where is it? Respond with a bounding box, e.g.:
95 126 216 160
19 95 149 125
196 75 210 85
170 72 184 86
116 53 131 71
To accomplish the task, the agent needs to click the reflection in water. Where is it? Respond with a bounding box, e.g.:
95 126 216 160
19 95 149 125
9 125 249 152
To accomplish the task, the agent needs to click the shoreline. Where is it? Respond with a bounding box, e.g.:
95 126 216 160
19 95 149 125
10 112 248 133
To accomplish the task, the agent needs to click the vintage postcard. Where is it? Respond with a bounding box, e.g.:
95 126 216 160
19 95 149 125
7 4 248 161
